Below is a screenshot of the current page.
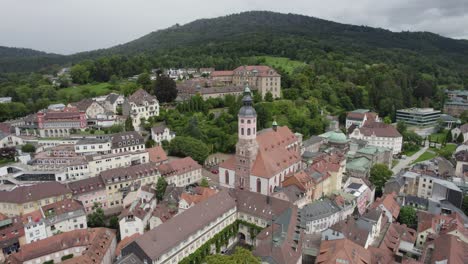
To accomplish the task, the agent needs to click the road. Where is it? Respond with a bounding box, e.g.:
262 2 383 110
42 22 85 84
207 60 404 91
392 146 428 174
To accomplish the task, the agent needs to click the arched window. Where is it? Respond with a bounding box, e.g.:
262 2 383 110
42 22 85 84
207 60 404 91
241 128 244 135
247 120 251 124
225 171 229 185
241 119 244 124
256 179 261 193
247 128 251 135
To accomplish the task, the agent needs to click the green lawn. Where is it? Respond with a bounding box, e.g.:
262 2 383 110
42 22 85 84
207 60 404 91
255 56 306 74
57 83 118 102
429 130 448 144
402 146 421 157
412 151 438 164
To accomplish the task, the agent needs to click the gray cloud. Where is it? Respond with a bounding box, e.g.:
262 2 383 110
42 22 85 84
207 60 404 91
0 0 467 54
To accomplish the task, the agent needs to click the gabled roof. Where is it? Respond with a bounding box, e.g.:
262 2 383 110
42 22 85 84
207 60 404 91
356 123 402 138
0 182 71 204
316 238 371 264
370 192 400 219
127 89 157 105
424 234 468 264
147 146 168 164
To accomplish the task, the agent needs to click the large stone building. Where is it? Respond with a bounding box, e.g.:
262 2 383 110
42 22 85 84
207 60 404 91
349 123 403 155
218 87 302 195
122 89 159 131
211 65 281 99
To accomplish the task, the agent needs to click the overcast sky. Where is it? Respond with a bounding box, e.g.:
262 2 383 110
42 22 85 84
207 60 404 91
1 0 467 55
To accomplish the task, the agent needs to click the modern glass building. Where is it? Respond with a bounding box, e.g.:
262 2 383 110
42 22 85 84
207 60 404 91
396 108 441 127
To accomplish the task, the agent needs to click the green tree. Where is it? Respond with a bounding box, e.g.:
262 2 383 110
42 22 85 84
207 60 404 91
121 82 139 96
383 116 392 124
456 132 464 143
108 216 119 230
168 136 210 163
154 75 178 103
200 177 209 187
206 247 261 264
21 143 36 153
87 203 106 227
108 124 124 134
264 91 274 102
146 139 156 148
125 116 134 131
460 111 468 123
370 163 393 196
462 196 468 216
446 130 453 143
137 72 152 92
398 206 417 228
156 177 168 202
70 64 90 84
397 121 407 134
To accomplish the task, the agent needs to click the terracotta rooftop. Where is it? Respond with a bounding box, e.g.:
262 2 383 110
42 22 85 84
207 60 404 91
210 70 234 77
357 122 402 138
233 65 280 77
370 192 400 220
115 233 140 257
180 187 217 206
424 234 468 264
316 238 371 264
67 176 106 195
147 146 168 164
158 157 201 177
7 228 116 264
127 89 157 106
41 199 85 217
0 182 71 204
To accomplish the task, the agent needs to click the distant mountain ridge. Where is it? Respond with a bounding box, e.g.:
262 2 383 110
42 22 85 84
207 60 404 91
1 11 468 73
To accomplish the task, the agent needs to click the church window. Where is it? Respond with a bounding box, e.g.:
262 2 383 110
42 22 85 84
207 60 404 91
247 128 251 135
256 179 261 193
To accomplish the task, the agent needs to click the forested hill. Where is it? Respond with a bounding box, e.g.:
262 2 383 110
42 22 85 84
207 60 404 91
0 46 63 73
1 11 468 74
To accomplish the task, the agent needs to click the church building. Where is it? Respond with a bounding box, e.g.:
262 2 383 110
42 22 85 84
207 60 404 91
218 87 302 195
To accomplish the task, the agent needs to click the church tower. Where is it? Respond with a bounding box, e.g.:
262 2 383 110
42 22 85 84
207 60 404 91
235 86 258 190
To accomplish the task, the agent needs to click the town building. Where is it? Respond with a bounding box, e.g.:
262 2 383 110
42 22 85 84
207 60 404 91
158 157 202 187
178 187 217 212
122 89 159 131
451 123 468 143
24 199 87 244
210 65 281 98
345 109 380 130
349 122 402 155
369 192 401 223
110 131 145 154
343 177 375 215
396 108 441 136
316 238 371 264
119 188 156 239
219 87 302 196
301 198 354 234
151 124 175 144
121 190 237 264
86 150 149 177
74 138 112 155
421 233 468 264
146 146 168 165
455 149 468 178
7 228 116 264
0 133 24 148
0 182 72 216
68 98 106 119
37 107 87 137
67 176 108 213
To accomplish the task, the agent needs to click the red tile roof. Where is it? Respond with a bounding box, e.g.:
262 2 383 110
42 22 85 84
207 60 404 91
147 146 168 164
41 199 85 216
316 238 371 264
67 176 106 195
115 233 140 257
357 122 402 138
370 192 400 219
233 65 280 77
424 234 468 264
180 187 217 206
210 70 234 77
0 182 71 204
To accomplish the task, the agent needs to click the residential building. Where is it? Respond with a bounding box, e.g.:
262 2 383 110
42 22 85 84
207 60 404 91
345 109 380 130
178 187 217 212
0 133 24 148
281 171 315 206
349 123 402 154
119 190 156 239
69 98 106 119
151 124 175 144
400 171 463 208
301 198 354 234
421 233 468 264
455 149 468 178
24 199 87 244
67 176 108 213
0 182 72 216
86 150 149 177
0 214 30 261
444 90 468 117
110 131 145 154
219 87 302 195
121 190 237 264
369 192 401 222
74 138 112 155
343 177 375 215
7 228 116 264
345 156 372 178
379 222 417 257
158 157 202 187
122 89 159 131
232 65 281 99
99 93 125 113
451 123 468 143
